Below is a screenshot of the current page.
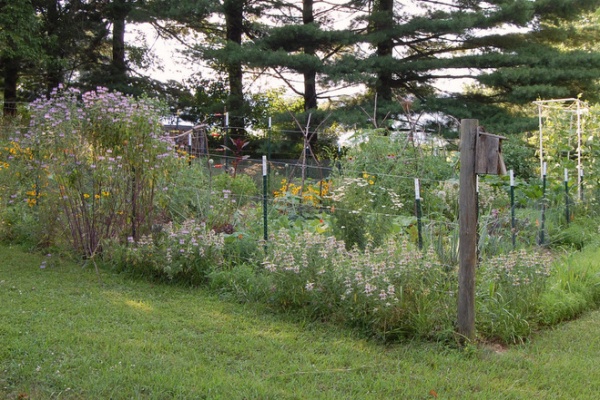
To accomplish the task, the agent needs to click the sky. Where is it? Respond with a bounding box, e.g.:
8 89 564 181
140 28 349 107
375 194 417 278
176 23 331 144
128 24 200 83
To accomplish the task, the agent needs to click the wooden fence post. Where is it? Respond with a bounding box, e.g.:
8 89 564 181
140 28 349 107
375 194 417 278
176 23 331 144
458 119 478 341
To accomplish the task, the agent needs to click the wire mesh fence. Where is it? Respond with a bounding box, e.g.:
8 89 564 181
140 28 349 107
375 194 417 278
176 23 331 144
2 107 597 261
182 151 598 263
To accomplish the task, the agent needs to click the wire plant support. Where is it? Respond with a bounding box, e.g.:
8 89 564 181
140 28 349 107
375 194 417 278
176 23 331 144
533 98 588 201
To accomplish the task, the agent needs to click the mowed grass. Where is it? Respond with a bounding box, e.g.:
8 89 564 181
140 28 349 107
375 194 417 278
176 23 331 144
2 246 600 399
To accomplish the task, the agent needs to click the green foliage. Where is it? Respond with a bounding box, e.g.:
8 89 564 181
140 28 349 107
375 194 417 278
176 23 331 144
330 132 453 249
0 203 44 249
537 246 600 325
162 162 211 223
548 216 598 250
0 0 43 115
207 262 271 302
477 250 553 343
212 173 258 204
502 137 538 181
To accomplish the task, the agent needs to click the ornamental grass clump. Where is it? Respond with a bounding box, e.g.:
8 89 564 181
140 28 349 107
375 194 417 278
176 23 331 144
262 230 456 341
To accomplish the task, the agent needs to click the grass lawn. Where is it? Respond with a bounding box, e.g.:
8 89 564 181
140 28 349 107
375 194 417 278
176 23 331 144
1 245 600 399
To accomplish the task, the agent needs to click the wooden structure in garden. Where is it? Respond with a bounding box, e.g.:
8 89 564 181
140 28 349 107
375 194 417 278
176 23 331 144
164 124 209 158
458 120 507 341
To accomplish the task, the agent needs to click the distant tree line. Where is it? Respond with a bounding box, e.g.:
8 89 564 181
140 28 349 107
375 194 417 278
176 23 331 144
3 0 600 135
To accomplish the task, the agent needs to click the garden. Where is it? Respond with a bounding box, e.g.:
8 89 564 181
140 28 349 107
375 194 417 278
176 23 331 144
3 87 600 345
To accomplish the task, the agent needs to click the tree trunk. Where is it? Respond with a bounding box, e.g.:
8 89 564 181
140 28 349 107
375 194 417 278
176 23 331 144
99 0 132 91
224 0 246 136
303 0 317 112
44 0 64 96
303 0 318 143
110 0 130 83
373 0 394 101
2 58 19 117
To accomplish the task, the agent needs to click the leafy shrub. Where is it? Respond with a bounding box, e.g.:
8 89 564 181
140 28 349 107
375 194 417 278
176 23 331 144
212 173 258 206
162 162 211 223
502 138 537 181
0 203 45 248
329 175 403 249
223 231 261 266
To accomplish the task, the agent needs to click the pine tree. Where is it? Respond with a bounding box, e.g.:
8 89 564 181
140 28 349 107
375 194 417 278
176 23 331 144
332 0 600 133
252 1 363 111
29 0 109 95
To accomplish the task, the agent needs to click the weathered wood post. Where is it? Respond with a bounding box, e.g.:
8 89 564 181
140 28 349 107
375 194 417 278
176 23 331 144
457 119 478 341
458 122 507 341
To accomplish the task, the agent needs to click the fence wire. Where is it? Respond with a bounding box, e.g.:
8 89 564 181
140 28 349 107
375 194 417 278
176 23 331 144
186 154 596 258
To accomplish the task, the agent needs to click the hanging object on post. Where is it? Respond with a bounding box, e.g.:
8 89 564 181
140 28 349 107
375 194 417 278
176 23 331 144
475 126 507 175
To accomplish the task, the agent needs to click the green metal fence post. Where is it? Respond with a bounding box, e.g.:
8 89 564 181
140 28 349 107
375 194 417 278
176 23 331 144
565 168 570 225
539 162 547 246
415 178 423 250
262 156 268 250
510 170 516 250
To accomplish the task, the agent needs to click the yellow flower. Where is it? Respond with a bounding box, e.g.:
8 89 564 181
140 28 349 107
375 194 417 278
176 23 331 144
83 193 90 199
94 194 101 199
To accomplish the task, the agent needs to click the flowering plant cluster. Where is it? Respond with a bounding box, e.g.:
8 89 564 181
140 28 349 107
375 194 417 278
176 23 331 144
106 219 225 283
262 229 455 340
329 134 452 250
0 86 185 255
273 178 331 208
476 249 555 342
480 249 552 293
327 175 404 249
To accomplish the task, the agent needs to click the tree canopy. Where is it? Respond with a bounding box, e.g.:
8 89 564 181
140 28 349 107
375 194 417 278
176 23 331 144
1 0 600 136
